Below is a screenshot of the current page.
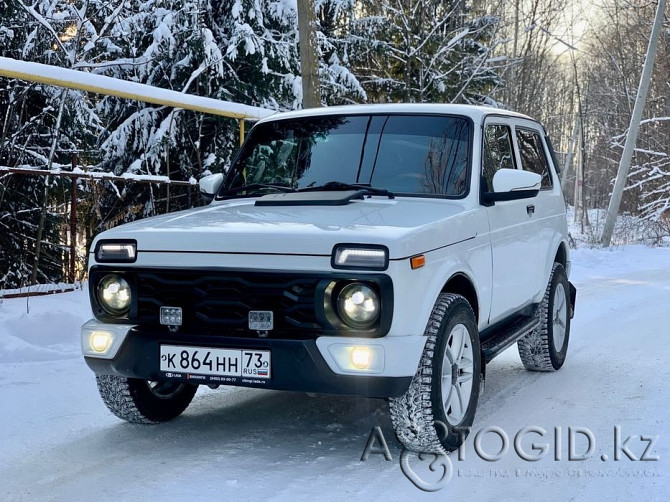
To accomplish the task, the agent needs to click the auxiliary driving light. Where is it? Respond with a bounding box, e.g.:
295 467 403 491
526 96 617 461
88 331 114 354
160 306 183 327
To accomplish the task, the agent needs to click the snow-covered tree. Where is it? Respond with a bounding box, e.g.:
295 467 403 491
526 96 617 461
346 0 502 103
581 1 670 220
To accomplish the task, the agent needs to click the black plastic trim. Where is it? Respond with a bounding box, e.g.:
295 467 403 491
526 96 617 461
479 304 540 343
254 190 365 206
84 330 412 398
89 266 394 338
482 189 540 203
481 314 540 363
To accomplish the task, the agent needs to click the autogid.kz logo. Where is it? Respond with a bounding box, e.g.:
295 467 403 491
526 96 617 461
360 424 661 492
361 425 453 492
400 449 453 492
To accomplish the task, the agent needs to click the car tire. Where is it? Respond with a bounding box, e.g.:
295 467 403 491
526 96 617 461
96 375 198 424
390 293 481 453
518 262 571 371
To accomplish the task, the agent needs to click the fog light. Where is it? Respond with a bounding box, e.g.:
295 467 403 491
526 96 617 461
89 331 114 354
350 346 372 369
326 343 384 374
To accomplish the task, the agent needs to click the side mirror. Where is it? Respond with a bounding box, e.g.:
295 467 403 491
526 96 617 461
199 173 224 202
485 169 541 202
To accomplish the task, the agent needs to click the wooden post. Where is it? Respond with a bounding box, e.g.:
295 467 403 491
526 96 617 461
297 0 321 108
70 176 77 283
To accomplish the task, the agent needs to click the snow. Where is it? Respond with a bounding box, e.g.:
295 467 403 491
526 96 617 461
568 206 670 247
0 56 274 120
0 246 668 500
0 167 199 185
0 287 89 364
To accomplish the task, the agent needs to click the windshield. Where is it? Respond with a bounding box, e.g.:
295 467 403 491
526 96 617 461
219 114 471 198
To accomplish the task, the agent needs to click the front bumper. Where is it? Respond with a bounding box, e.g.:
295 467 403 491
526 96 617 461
82 320 418 398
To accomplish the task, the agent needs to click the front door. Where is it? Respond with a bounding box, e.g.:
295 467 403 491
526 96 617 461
482 120 539 324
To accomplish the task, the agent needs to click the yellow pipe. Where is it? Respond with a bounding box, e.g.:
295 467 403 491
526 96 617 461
0 56 273 121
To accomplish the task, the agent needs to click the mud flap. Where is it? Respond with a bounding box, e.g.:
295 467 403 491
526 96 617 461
569 281 577 318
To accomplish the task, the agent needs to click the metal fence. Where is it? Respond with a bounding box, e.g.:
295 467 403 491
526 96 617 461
0 164 200 293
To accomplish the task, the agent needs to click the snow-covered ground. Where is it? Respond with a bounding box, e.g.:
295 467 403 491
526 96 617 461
1 246 668 501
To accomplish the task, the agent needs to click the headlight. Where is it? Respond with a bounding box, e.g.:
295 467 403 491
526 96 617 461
337 283 380 328
95 240 137 263
332 245 388 270
97 274 132 316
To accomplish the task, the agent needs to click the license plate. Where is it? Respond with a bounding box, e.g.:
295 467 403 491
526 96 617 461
160 345 271 379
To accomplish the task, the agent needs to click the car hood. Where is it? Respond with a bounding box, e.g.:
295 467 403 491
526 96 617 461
92 197 477 260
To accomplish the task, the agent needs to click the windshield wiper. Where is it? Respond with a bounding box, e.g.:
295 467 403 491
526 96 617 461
218 183 297 198
298 181 394 199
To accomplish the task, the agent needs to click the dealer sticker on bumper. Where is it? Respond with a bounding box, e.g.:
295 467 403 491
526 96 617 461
160 345 271 379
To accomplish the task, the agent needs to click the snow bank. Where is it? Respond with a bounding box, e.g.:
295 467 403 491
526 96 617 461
0 288 91 363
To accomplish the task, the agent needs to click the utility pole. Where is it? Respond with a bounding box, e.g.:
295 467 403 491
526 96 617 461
600 0 666 247
296 0 321 108
562 115 581 188
573 132 582 223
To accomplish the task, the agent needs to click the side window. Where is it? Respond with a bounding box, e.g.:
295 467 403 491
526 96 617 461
515 129 552 189
482 124 515 192
369 116 471 196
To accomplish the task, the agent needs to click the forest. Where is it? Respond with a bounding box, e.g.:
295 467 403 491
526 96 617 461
0 0 668 288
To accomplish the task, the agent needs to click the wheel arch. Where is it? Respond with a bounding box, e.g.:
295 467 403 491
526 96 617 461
554 241 568 268
539 237 570 302
440 272 487 384
440 272 479 324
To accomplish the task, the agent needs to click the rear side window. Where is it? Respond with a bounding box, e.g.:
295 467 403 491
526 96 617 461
515 129 552 189
482 124 515 192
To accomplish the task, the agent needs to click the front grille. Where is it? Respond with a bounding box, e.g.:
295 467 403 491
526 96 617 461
135 270 325 339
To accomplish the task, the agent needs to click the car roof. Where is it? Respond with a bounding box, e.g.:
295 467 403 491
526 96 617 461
256 103 534 125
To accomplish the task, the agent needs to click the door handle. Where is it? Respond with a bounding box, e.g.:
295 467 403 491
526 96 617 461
526 204 535 215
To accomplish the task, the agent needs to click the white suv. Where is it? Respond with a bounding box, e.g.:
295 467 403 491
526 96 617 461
82 104 576 453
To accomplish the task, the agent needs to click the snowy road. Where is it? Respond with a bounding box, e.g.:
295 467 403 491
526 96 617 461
1 246 668 501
